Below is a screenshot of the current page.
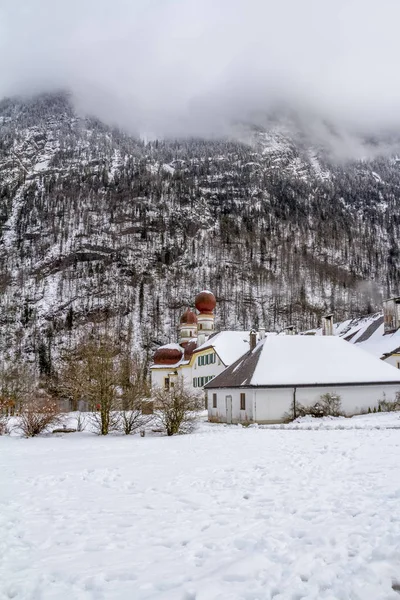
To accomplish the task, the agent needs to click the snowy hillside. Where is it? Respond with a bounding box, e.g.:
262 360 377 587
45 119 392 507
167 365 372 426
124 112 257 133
1 92 400 368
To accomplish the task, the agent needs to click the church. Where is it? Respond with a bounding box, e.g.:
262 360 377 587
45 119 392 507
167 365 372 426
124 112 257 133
150 291 254 391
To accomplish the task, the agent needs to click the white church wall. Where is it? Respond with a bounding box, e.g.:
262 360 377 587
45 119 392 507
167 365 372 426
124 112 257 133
151 365 192 390
192 350 226 389
151 368 169 390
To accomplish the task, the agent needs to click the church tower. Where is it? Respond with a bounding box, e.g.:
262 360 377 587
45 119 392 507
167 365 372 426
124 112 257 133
179 308 198 346
195 290 216 345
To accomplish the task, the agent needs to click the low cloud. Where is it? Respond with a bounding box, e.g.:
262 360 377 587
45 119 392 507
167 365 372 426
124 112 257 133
2 0 400 152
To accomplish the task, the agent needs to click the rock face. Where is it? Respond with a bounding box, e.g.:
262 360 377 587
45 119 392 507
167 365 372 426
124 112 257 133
0 92 399 368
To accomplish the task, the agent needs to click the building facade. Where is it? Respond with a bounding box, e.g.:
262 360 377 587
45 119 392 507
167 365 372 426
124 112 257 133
150 291 254 392
205 336 400 424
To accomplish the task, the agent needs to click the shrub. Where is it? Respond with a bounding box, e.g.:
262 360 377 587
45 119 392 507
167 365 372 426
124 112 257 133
319 393 343 417
118 405 153 435
117 370 152 435
285 393 343 422
379 393 400 412
88 409 120 436
18 397 63 437
76 412 87 432
153 378 204 436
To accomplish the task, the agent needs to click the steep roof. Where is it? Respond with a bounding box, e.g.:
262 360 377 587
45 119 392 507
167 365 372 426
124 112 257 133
205 335 400 389
358 328 400 360
194 331 253 366
302 312 400 360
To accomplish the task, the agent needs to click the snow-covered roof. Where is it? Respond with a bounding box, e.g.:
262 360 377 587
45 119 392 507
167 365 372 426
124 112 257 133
159 343 183 351
206 335 400 388
194 331 252 366
302 313 400 360
358 328 400 359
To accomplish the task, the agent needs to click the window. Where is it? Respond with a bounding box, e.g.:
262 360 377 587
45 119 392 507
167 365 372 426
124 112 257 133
213 393 217 408
193 378 197 388
164 377 170 391
240 393 246 410
397 361 400 369
199 324 203 330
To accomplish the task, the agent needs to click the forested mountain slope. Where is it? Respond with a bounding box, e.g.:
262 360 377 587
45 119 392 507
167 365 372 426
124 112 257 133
0 93 399 369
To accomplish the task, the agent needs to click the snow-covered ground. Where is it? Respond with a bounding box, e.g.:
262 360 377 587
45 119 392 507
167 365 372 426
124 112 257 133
1 416 400 599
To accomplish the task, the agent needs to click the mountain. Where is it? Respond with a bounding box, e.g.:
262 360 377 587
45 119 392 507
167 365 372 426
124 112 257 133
1 92 400 371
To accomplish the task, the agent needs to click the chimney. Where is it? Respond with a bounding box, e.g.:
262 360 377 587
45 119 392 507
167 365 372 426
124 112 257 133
322 314 334 336
197 333 206 347
259 327 266 340
383 297 400 334
249 330 257 351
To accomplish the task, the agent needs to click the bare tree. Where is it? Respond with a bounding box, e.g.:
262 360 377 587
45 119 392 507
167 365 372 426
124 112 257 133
18 395 63 437
0 399 10 435
0 362 36 415
84 335 120 435
58 348 88 411
153 378 204 436
118 351 152 434
57 333 120 435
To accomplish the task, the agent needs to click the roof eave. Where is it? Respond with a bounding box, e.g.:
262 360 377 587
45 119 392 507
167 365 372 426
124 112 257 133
205 380 400 389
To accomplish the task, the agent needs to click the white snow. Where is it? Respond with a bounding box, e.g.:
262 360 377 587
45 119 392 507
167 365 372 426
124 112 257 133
251 336 400 386
158 343 184 351
359 329 400 360
196 331 251 366
1 416 400 599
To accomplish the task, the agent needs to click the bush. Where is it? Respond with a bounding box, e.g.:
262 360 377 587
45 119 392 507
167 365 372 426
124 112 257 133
118 405 153 435
319 393 343 417
153 378 204 436
379 394 400 412
117 372 152 435
76 412 87 432
285 393 343 422
18 397 63 437
88 409 120 436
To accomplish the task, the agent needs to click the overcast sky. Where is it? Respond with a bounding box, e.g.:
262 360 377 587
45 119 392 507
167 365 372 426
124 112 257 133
1 0 400 140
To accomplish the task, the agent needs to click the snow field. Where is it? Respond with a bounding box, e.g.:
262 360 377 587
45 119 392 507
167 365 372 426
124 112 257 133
1 420 400 599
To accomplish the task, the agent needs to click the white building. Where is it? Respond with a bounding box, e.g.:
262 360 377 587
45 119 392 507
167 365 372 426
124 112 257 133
205 336 400 424
150 291 256 391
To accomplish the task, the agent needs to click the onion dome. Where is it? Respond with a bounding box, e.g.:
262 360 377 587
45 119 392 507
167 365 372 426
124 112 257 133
153 344 183 366
195 290 216 314
180 308 198 325
183 339 197 360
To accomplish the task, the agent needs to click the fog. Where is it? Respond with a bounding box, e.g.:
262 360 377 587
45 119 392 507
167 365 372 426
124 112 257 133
1 0 400 148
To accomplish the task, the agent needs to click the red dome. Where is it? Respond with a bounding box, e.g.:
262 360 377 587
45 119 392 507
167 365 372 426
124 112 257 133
153 345 183 366
195 290 216 313
180 308 198 325
183 339 197 360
